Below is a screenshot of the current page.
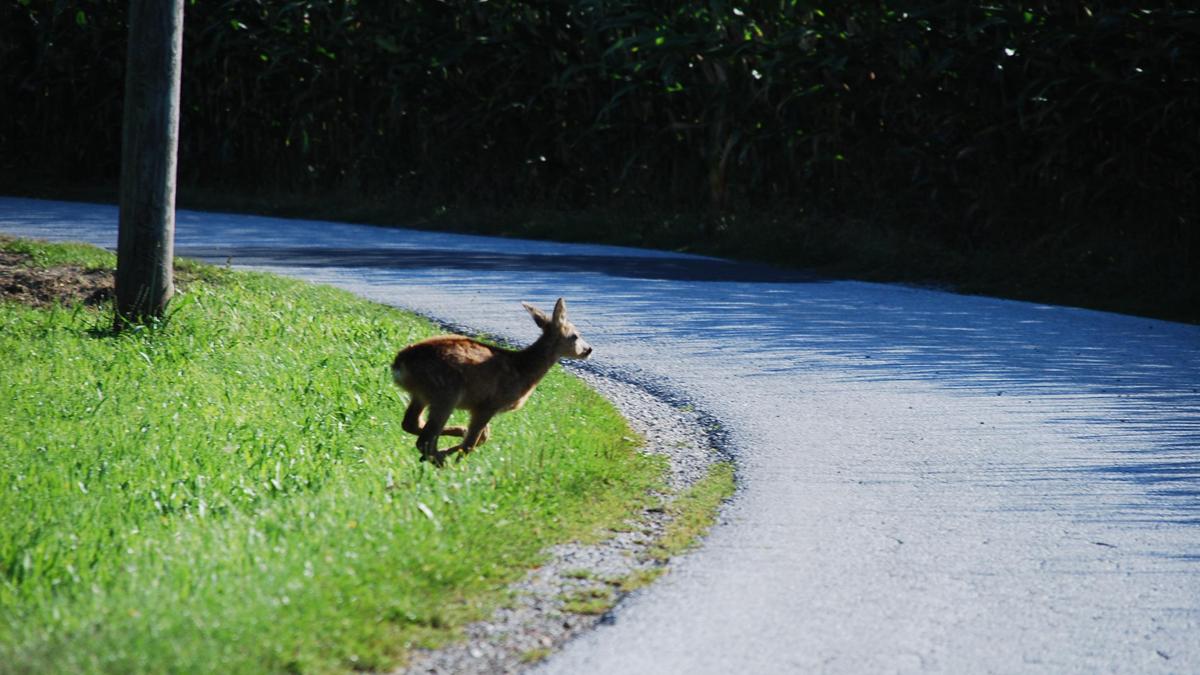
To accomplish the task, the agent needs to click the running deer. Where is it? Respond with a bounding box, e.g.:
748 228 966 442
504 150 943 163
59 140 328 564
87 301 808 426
391 298 592 465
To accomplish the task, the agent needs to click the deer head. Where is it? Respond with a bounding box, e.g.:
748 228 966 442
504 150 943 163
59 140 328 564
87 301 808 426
522 298 593 359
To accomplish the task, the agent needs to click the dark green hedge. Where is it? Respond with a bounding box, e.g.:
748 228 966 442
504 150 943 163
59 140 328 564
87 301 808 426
2 1 1196 254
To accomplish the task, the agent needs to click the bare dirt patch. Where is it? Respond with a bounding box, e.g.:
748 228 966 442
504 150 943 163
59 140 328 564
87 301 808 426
0 250 114 308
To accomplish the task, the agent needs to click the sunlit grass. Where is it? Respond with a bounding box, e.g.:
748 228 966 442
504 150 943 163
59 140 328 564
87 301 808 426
1 235 116 269
0 239 664 674
648 462 735 562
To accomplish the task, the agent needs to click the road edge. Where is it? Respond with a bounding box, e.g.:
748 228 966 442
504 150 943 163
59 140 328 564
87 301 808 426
396 365 734 674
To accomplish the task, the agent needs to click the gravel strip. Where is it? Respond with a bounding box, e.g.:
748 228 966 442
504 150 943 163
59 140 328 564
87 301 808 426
394 365 727 675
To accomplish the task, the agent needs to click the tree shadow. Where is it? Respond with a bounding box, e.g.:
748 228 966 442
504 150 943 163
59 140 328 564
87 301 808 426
175 245 823 284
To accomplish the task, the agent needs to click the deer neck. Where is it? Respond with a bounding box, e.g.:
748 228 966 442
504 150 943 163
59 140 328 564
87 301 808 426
515 331 561 388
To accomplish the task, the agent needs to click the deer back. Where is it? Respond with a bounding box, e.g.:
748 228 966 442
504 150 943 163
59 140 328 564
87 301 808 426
392 336 533 411
391 298 590 416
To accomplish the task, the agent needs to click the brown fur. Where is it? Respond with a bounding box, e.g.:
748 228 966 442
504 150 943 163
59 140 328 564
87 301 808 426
391 298 592 465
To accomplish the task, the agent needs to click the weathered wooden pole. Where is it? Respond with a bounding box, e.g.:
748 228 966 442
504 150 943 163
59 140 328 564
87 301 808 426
115 0 185 328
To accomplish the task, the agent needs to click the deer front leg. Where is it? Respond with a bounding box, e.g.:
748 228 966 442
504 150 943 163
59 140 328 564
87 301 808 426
453 412 495 460
417 403 454 466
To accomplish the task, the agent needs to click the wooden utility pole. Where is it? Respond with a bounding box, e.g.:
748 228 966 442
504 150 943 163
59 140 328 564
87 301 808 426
115 0 185 328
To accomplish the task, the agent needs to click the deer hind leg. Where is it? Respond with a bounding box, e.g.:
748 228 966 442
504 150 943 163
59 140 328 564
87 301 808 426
470 421 491 448
403 398 462 451
439 424 467 438
402 399 426 436
452 412 495 462
417 403 455 466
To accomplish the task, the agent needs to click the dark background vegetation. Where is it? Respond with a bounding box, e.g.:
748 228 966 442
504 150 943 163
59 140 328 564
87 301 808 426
1 1 1196 321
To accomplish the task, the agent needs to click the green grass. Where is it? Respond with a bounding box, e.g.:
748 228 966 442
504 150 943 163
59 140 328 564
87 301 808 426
648 462 736 562
0 236 116 270
558 587 615 616
519 647 553 664
0 239 664 674
551 462 734 620
612 567 665 593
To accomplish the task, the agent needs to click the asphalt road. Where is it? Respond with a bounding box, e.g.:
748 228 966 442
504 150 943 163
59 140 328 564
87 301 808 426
3 197 1198 673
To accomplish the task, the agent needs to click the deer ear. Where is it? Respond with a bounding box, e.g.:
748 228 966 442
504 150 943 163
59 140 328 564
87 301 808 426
552 298 566 325
523 301 550 329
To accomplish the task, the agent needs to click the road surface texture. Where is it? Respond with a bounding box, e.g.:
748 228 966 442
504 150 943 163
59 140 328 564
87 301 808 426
3 197 1198 673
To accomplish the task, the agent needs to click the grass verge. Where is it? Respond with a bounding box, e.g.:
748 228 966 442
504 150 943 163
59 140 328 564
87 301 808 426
0 238 663 674
648 462 736 562
552 461 734 622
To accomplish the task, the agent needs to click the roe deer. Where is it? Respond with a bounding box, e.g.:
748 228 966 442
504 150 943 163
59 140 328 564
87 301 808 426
391 298 592 465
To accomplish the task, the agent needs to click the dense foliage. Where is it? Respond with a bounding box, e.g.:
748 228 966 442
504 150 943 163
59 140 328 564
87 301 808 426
2 2 1196 314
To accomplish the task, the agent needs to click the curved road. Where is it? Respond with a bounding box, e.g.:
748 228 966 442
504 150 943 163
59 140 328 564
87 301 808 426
3 197 1198 673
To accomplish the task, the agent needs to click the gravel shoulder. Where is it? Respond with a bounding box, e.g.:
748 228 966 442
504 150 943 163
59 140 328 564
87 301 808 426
396 367 728 675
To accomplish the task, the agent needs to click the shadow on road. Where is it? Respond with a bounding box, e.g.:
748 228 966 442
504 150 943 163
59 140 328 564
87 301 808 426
177 245 823 284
